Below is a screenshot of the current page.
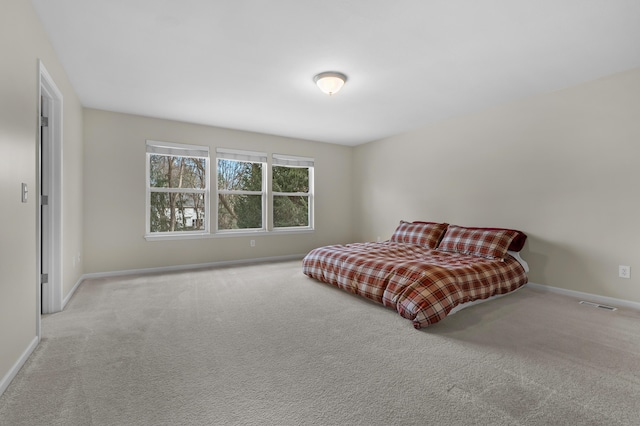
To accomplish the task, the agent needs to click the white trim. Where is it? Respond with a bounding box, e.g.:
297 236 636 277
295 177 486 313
38 60 64 316
271 161 314 231
144 228 314 241
150 187 207 194
271 226 314 234
0 337 38 396
146 139 209 158
272 153 314 168
526 282 640 311
146 141 210 236
216 147 267 163
272 191 309 197
62 275 85 309
145 231 214 241
81 254 306 280
215 148 268 233
218 189 263 196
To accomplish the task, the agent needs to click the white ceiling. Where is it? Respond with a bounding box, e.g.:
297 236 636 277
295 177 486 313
31 0 640 146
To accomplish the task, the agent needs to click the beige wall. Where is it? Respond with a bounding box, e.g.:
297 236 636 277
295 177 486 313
0 0 83 387
83 109 354 273
354 67 640 303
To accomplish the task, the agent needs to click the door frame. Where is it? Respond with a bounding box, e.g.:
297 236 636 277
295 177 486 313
38 60 63 321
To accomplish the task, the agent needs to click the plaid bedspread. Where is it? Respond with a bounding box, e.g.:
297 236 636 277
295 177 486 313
302 242 528 328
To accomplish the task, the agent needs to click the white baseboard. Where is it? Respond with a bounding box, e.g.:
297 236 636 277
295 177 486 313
82 254 306 280
61 254 305 309
526 282 640 311
0 336 38 397
71 261 640 314
62 275 84 310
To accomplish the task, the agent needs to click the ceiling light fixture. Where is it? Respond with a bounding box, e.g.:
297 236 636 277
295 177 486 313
313 71 347 95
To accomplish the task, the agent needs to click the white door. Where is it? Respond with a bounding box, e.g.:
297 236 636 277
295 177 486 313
39 60 63 315
40 95 51 313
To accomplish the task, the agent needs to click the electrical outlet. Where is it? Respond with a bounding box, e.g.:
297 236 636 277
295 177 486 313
619 265 630 279
250 240 255 247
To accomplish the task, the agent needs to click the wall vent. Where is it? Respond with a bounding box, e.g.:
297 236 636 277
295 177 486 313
579 301 617 311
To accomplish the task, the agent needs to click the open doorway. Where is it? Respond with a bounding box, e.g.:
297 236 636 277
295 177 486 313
38 60 63 322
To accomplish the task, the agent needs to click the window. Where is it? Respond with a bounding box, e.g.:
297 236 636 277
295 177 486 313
272 154 314 229
216 148 267 232
145 144 313 239
146 140 209 235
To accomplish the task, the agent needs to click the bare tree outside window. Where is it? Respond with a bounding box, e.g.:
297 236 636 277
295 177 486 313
148 151 208 233
147 145 311 237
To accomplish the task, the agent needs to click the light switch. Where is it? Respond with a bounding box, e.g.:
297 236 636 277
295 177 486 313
21 183 28 203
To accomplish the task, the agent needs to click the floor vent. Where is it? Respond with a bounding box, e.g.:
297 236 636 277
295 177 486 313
579 301 617 311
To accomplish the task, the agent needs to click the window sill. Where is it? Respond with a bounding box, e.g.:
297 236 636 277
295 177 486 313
145 232 212 242
145 228 314 241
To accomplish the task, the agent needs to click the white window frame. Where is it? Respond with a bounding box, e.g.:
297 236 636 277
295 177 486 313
271 154 314 231
216 148 268 234
145 140 210 239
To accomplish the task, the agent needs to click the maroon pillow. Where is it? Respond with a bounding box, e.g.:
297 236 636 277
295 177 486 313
457 226 527 251
389 221 448 249
437 225 520 260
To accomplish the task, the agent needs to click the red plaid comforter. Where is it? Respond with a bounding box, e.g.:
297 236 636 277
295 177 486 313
302 242 528 328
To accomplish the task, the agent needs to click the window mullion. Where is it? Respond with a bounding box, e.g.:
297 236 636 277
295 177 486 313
264 158 269 231
151 187 206 194
217 189 263 196
273 192 309 197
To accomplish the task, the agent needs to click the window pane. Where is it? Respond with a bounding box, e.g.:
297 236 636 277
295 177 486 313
150 155 206 189
150 192 205 232
272 166 309 193
218 194 262 230
274 195 309 227
217 159 262 191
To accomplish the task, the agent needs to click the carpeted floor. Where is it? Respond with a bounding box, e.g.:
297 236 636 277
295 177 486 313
1 260 640 425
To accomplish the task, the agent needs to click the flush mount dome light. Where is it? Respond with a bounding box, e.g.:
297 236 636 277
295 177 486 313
313 71 347 95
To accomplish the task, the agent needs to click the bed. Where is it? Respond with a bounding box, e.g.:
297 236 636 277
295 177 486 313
302 221 529 329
